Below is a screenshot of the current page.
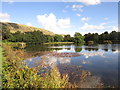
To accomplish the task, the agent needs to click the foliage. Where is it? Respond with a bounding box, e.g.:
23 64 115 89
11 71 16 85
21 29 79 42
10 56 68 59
1 22 55 35
46 35 54 42
3 30 48 44
87 41 94 45
2 44 41 88
2 22 119 45
41 65 69 88
103 40 112 44
54 34 64 42
0 46 2 89
99 31 110 41
2 27 12 40
84 31 120 44
84 33 99 43
64 34 71 42
74 32 85 43
2 44 74 88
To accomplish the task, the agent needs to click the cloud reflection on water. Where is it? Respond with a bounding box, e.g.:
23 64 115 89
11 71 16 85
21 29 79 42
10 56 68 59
80 52 105 58
25 51 106 67
42 55 71 67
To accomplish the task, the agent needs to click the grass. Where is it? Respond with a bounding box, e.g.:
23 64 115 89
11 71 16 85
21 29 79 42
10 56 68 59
44 42 74 44
0 46 2 89
0 39 2 88
2 43 106 88
2 44 76 88
1 22 55 35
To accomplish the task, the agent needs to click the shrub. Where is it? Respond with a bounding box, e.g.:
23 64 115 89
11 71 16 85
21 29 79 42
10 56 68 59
2 44 71 88
87 41 94 45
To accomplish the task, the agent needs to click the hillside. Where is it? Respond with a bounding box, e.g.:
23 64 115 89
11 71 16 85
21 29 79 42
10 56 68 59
0 22 55 35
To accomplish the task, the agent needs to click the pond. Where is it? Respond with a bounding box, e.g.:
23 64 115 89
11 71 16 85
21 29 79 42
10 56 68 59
24 44 119 87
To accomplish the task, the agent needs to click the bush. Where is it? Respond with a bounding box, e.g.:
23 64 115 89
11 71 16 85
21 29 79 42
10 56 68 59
103 40 112 44
2 44 71 88
87 41 94 45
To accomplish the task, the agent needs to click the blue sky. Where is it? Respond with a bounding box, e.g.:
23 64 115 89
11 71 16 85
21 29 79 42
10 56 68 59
1 1 118 35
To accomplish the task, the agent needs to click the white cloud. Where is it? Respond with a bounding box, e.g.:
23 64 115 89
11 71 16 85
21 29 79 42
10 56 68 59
72 4 84 9
81 17 90 21
76 0 101 5
104 25 118 32
80 23 106 30
76 13 81 17
104 17 109 20
72 4 84 12
37 13 71 34
112 26 118 31
57 18 71 28
8 0 14 3
26 22 32 26
0 12 10 22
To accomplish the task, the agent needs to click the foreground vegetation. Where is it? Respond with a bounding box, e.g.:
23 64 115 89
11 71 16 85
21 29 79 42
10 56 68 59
2 44 106 88
2 44 72 88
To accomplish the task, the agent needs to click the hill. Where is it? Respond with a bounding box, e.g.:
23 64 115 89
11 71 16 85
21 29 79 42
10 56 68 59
0 22 55 35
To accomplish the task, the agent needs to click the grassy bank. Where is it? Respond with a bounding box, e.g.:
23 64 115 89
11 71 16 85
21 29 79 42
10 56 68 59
0 46 2 89
2 43 107 88
2 44 76 88
44 42 74 45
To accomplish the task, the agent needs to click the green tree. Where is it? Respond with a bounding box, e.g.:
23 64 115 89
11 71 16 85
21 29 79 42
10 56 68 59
109 31 118 41
99 31 110 41
2 27 11 40
84 33 99 43
54 35 63 42
46 35 54 42
64 34 71 42
74 32 84 43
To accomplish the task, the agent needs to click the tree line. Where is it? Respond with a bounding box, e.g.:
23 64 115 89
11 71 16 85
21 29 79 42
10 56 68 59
84 31 120 44
2 26 119 44
2 27 84 44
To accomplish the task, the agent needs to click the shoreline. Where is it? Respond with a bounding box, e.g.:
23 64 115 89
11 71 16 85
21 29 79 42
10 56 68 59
44 42 74 45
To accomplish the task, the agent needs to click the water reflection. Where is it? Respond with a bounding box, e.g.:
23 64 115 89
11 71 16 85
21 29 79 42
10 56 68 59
75 48 82 52
24 44 119 87
112 50 120 54
84 48 98 51
42 55 71 66
80 52 105 58
25 44 119 53
25 55 71 68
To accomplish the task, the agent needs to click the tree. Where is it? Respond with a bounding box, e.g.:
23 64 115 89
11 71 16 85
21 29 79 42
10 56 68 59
2 27 11 40
109 31 118 41
84 33 99 43
64 34 71 42
46 35 54 42
74 32 84 43
13 31 24 42
99 31 110 41
54 35 63 42
21 31 47 44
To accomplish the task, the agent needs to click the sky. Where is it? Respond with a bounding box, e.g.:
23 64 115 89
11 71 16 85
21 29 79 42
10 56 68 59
0 0 118 36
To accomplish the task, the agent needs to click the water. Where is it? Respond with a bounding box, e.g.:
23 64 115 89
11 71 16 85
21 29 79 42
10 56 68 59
24 44 119 87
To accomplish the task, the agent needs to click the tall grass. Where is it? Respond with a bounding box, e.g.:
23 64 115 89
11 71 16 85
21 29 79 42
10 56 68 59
2 44 105 88
2 44 75 88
